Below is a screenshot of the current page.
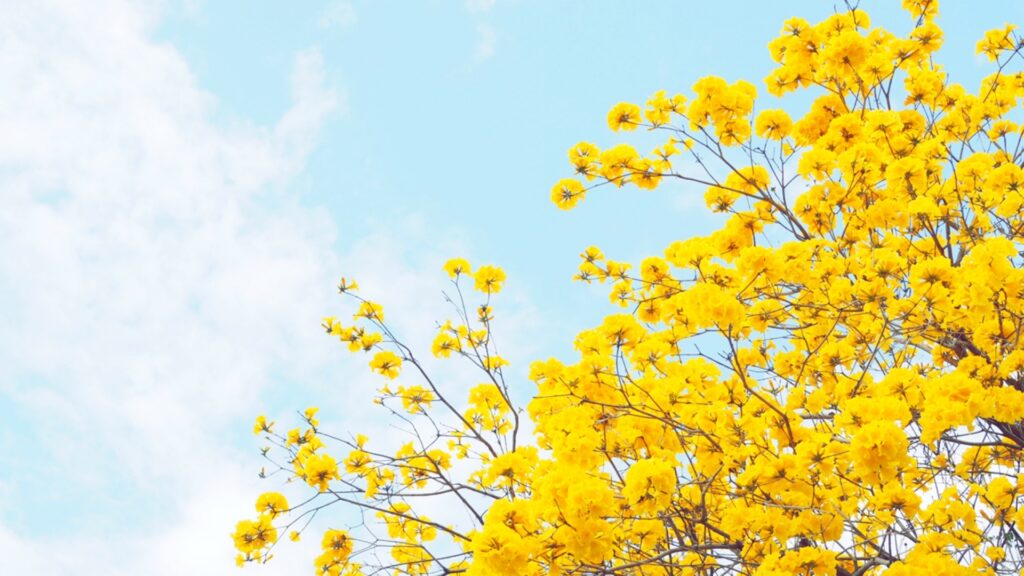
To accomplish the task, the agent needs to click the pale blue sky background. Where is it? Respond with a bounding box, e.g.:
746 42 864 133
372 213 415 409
0 0 1020 573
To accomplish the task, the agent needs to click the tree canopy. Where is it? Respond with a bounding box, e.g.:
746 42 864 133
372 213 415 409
235 1 1024 574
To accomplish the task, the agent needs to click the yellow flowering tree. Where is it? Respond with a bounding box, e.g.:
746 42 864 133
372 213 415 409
236 1 1024 574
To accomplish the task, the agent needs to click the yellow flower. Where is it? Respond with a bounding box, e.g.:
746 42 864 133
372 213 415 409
581 246 604 263
304 406 319 427
902 0 937 20
607 101 641 131
630 158 662 190
483 355 509 371
355 301 384 322
551 178 586 210
358 331 382 351
321 529 354 563
321 315 340 334
473 265 507 294
336 276 358 293
985 477 1016 510
644 90 673 125
568 141 600 180
231 515 277 556
976 24 1016 61
754 109 793 139
622 458 677 514
444 258 471 278
599 143 639 183
253 415 272 435
345 448 372 474
369 351 402 379
397 385 436 414
255 492 289 518
301 453 340 492
850 421 911 486
432 327 460 358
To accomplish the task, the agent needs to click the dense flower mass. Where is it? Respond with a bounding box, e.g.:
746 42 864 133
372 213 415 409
236 2 1024 575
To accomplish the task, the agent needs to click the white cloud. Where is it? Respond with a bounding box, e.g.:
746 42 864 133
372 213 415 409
319 1 358 30
465 0 498 64
0 1 542 573
0 0 343 573
473 23 497 63
278 47 343 158
465 0 496 14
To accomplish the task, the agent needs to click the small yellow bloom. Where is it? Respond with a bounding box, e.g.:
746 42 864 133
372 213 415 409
355 301 384 322
644 90 673 125
231 515 277 556
253 415 272 435
304 406 319 427
607 101 641 131
302 453 340 492
321 529 354 563
551 178 586 210
321 316 340 334
483 355 509 370
432 329 460 358
473 265 507 294
444 258 471 279
568 141 600 179
358 332 382 352
255 492 289 518
345 448 372 473
754 109 793 140
370 351 402 379
397 385 436 414
336 277 358 293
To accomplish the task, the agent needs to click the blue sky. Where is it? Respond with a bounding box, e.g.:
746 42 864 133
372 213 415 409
1 0 1020 573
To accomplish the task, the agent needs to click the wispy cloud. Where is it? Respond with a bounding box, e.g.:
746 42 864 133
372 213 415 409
319 1 358 30
0 0 341 573
0 1 542 573
465 0 498 64
465 0 497 14
473 23 497 63
278 47 343 153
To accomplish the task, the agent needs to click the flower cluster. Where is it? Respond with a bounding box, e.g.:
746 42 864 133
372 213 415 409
237 2 1024 575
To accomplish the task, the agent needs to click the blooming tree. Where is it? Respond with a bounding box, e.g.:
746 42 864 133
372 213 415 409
235 1 1024 574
